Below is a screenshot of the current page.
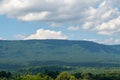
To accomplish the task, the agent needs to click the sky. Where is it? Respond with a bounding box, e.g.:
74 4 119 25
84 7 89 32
0 0 120 44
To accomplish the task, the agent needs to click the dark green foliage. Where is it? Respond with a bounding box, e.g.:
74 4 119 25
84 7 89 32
93 72 120 80
73 73 82 79
44 70 60 79
18 66 72 75
0 71 11 78
81 72 93 80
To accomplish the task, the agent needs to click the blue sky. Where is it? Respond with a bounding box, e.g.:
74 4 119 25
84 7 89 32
0 0 120 44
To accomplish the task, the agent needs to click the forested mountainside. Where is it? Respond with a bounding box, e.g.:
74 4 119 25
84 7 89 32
0 40 120 69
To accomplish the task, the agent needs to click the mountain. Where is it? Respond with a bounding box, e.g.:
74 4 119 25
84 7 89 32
0 39 120 69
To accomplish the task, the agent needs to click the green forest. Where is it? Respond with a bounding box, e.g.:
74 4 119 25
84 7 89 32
0 40 120 80
0 70 120 80
0 66 120 80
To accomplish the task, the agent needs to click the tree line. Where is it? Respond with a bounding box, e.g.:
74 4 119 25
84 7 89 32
0 70 120 80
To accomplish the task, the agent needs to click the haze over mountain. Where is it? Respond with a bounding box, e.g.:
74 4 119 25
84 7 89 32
0 40 120 69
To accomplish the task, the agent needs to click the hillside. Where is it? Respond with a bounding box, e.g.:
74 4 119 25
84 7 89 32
0 40 120 69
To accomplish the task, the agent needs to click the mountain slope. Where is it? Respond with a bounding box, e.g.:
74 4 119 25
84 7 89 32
0 40 120 68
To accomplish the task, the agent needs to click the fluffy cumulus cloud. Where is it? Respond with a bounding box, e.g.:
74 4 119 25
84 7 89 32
24 29 67 40
95 16 120 35
0 0 101 22
0 0 120 35
0 0 120 43
83 0 120 35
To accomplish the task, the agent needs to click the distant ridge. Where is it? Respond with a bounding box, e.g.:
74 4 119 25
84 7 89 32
0 39 120 69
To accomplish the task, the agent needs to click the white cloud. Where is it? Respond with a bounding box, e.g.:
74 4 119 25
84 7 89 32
0 37 3 40
83 38 120 45
15 34 26 39
98 38 120 45
95 16 120 35
97 31 113 36
83 0 120 35
100 38 116 44
50 23 62 27
82 22 93 30
0 0 101 22
0 0 120 43
67 26 80 31
83 38 97 42
17 11 50 21
0 37 5 40
24 29 67 40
